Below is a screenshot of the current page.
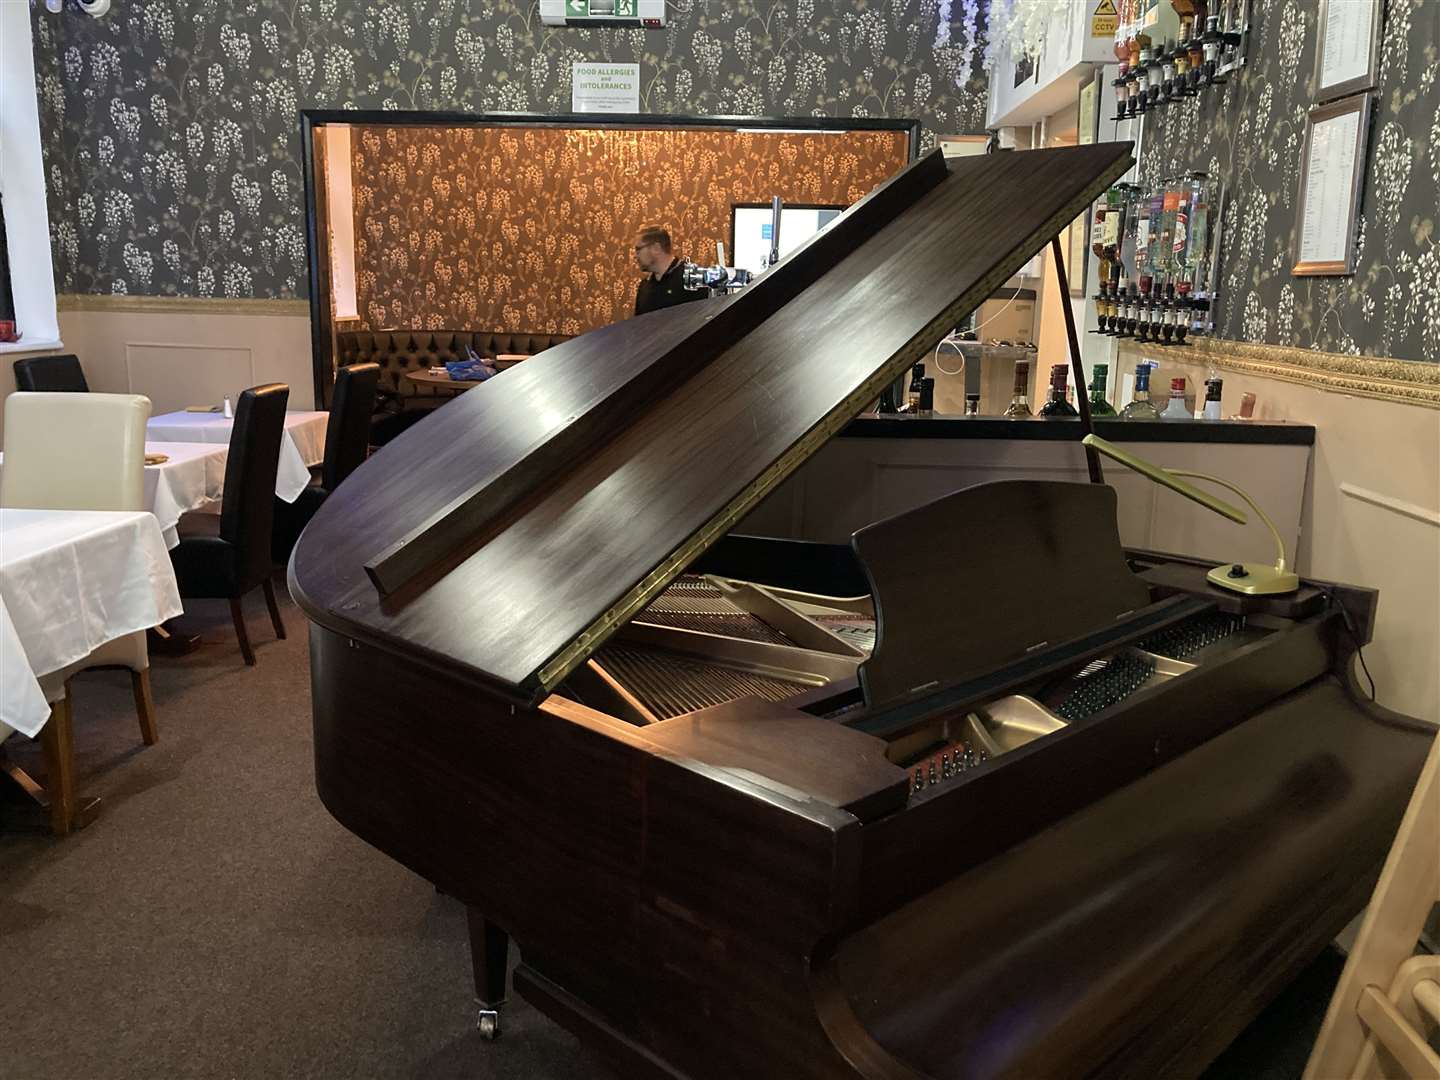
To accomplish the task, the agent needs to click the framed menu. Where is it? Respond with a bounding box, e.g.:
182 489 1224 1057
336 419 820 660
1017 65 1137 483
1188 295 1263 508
1068 72 1102 297
1314 0 1383 103
1293 94 1371 277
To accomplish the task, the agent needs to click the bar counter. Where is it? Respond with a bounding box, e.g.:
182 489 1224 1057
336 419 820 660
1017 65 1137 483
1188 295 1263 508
839 415 1316 445
740 415 1316 568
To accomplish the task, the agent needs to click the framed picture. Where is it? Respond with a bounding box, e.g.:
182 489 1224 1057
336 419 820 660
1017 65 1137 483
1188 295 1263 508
1067 70 1103 297
1293 93 1371 277
1313 0 1383 103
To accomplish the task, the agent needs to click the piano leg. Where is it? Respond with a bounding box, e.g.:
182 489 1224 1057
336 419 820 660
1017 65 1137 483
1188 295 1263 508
467 905 509 1040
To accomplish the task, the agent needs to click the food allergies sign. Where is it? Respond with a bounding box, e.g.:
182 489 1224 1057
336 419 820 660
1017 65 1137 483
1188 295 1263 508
572 62 640 113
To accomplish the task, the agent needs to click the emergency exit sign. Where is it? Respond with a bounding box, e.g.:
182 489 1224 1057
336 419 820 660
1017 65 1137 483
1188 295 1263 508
541 0 665 25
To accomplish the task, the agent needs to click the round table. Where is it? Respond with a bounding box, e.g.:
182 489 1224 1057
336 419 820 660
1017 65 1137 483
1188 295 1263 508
404 369 484 392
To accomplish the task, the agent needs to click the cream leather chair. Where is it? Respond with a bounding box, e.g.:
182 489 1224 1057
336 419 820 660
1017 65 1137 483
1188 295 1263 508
1 392 160 760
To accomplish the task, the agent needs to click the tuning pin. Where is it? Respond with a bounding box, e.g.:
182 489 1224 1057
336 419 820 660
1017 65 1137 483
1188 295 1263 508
928 760 938 786
913 768 925 792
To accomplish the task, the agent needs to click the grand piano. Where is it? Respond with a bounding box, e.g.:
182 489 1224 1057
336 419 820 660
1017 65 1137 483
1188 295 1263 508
290 142 1432 1078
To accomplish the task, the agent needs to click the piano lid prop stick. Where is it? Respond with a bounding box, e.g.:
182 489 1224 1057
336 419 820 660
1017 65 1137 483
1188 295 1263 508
1051 235 1102 485
1082 434 1301 596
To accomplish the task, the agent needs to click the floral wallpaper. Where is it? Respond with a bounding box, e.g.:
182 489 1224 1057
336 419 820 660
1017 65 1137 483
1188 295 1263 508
30 0 990 301
350 125 909 334
1139 0 1440 362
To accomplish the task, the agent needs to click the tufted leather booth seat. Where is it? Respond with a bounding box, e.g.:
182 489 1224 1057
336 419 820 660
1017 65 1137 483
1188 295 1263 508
336 329 576 444
336 329 575 401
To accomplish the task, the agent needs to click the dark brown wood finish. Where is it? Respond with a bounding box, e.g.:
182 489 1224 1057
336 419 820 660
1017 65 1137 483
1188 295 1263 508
828 678 1423 1080
854 481 1151 710
304 596 1428 1079
852 604 1345 923
291 142 1137 702
290 132 1433 1080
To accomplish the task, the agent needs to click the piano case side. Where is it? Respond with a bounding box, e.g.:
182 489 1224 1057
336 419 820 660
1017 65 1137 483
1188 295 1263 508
821 676 1432 1080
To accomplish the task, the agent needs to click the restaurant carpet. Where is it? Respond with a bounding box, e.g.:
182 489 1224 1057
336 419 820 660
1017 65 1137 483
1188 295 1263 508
0 575 1351 1079
0 577 615 1080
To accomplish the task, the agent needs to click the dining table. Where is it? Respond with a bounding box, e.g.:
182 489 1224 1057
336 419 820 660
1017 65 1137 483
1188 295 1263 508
145 409 327 502
0 441 228 549
0 508 183 832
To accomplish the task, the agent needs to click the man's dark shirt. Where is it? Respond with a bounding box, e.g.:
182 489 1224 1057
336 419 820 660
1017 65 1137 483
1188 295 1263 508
634 258 707 316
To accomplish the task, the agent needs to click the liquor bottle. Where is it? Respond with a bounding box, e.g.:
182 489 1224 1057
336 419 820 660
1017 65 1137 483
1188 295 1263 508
1089 363 1117 415
1135 44 1153 113
1173 42 1191 99
1201 375 1223 419
1113 62 1130 121
1161 376 1191 418
918 377 935 418
1173 291 1192 344
1121 363 1162 419
1161 41 1178 103
1136 294 1153 344
1039 365 1079 417
1127 24 1149 117
1116 185 1140 337
1218 0 1245 70
1003 360 1033 418
1149 42 1169 108
905 362 925 412
1171 0 1197 47
1201 12 1225 83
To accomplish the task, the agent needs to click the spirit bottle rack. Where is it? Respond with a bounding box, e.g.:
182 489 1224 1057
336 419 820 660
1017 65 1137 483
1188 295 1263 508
1111 0 1250 122
1088 175 1227 347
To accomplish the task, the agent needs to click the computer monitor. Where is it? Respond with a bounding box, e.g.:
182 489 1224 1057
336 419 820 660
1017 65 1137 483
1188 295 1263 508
729 203 844 278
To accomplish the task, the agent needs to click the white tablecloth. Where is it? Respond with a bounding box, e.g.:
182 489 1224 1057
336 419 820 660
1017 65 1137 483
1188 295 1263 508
0 441 228 550
142 442 228 546
0 596 49 741
145 410 327 503
0 509 182 737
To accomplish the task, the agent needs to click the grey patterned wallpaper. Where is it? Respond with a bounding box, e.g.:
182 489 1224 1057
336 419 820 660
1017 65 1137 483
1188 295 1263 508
1139 0 1440 362
30 0 989 301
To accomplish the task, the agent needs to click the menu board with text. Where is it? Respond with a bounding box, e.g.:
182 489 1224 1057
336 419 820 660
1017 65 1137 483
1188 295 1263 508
1316 0 1381 100
1294 96 1368 275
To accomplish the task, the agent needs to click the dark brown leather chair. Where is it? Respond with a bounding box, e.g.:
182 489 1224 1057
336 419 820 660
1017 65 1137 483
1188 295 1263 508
271 363 380 563
13 354 89 392
169 383 289 665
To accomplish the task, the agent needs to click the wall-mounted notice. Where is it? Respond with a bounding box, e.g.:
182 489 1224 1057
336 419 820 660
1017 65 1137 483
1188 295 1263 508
1314 0 1382 102
571 62 640 113
1293 94 1370 276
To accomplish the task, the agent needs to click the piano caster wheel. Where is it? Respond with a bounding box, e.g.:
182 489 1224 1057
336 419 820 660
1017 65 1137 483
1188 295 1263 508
477 1008 501 1041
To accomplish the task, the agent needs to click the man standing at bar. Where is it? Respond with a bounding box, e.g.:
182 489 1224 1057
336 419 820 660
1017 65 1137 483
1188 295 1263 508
632 226 707 316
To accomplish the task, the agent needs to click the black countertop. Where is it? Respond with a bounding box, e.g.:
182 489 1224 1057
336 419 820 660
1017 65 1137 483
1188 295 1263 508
839 415 1315 446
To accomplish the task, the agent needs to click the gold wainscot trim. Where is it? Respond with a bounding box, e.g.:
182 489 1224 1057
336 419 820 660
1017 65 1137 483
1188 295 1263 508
1119 337 1440 409
58 294 310 317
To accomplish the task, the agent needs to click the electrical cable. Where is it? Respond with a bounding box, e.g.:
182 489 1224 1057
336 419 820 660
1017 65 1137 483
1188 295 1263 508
1323 586 1377 703
931 285 1029 376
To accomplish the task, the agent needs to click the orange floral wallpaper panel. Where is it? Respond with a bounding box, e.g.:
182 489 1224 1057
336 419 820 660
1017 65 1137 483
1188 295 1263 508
350 125 909 335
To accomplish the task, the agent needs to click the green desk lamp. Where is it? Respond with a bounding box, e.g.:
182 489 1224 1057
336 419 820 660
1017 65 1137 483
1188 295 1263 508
1082 434 1301 596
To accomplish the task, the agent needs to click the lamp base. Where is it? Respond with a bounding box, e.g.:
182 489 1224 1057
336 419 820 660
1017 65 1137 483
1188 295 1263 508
1207 562 1301 596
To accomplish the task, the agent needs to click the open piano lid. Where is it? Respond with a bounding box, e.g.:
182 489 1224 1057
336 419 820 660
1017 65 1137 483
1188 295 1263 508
290 142 1136 706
